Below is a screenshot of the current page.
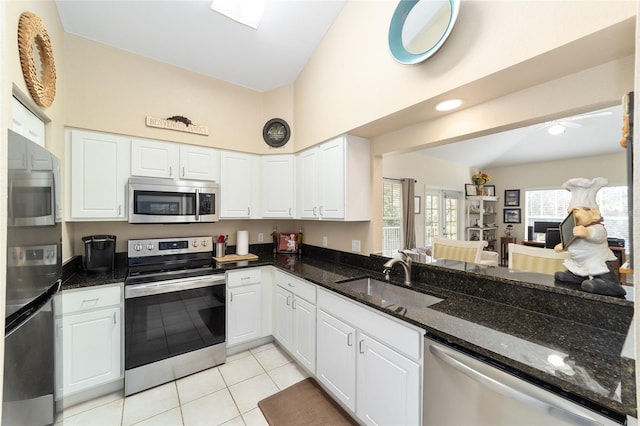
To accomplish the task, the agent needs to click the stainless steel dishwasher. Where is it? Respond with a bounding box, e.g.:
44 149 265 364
423 337 626 426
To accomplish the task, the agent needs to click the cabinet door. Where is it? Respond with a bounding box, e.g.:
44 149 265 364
356 332 420 426
262 155 294 218
296 148 319 219
292 296 316 373
220 151 253 218
318 138 345 219
273 286 293 351
316 309 356 411
70 130 130 219
227 283 262 346
12 96 45 146
179 145 220 181
61 307 121 396
131 138 179 178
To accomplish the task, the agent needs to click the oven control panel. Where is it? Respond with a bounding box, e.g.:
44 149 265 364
128 236 213 257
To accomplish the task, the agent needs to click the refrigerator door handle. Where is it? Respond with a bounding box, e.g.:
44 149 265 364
429 343 601 426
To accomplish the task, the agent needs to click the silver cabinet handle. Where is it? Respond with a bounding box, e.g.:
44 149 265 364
113 312 116 324
230 292 233 302
289 207 292 217
429 344 601 426
286 295 291 306
319 206 324 216
359 340 365 354
292 298 296 309
195 189 200 221
182 166 185 177
247 207 251 216
313 206 318 216
347 333 353 346
287 282 295 288
169 166 172 177
118 205 122 216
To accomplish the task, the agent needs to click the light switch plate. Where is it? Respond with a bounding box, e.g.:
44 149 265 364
352 240 361 252
258 233 264 242
322 236 328 247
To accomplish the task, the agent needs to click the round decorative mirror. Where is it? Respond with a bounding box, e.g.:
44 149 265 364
389 0 460 65
18 12 57 107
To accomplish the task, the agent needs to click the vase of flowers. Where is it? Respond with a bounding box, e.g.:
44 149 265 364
472 171 490 195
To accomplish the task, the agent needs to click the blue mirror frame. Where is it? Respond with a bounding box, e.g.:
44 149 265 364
388 0 460 65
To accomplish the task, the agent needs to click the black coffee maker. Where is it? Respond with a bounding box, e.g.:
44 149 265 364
82 235 116 272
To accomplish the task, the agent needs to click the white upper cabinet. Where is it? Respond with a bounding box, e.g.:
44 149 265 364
180 144 220 182
12 96 45 147
296 135 370 221
131 138 219 181
220 150 260 219
68 129 130 220
261 155 295 218
131 138 179 179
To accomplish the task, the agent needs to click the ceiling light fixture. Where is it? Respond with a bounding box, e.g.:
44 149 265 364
547 123 566 135
211 0 267 29
435 99 462 112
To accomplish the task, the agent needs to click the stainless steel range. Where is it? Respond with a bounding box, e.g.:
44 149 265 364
124 236 226 396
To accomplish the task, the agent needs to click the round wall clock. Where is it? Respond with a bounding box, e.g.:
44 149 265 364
262 118 291 148
18 12 57 107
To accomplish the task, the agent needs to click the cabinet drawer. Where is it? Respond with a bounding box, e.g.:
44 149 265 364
317 288 424 361
59 285 122 315
227 268 262 288
275 270 316 303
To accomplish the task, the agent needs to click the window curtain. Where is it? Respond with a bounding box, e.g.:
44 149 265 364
401 178 416 249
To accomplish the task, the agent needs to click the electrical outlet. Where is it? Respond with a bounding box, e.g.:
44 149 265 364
258 233 264 242
352 240 361 252
322 236 328 247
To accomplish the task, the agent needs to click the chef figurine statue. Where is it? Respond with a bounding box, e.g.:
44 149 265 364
553 177 626 297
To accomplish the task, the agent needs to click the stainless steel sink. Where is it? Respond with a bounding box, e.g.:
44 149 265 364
337 277 443 313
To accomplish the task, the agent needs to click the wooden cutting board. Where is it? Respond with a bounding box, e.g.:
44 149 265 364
213 253 259 263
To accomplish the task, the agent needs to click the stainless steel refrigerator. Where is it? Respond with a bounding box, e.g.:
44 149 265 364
3 130 62 425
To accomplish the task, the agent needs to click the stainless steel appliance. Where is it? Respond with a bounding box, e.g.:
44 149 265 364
423 336 625 426
128 177 219 224
3 130 62 426
124 236 226 396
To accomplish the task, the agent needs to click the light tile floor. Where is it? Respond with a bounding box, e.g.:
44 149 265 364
56 343 309 426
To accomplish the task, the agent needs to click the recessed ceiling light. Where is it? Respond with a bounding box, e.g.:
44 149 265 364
435 99 462 112
547 124 566 135
211 0 267 29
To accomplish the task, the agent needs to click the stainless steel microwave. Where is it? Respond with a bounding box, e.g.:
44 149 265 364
128 177 219 224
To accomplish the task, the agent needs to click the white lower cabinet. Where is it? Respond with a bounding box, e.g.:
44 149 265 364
316 309 357 411
272 270 316 373
55 285 122 399
227 268 263 347
316 288 424 426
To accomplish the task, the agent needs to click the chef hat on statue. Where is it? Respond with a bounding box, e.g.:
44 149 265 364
562 177 608 212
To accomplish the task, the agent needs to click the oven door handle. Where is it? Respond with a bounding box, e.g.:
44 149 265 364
125 275 225 298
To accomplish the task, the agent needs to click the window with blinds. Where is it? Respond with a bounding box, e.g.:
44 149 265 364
383 179 403 254
525 186 629 247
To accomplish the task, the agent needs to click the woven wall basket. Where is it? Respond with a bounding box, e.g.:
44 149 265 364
18 12 56 108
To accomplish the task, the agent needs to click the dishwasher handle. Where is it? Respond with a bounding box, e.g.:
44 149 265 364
428 343 602 426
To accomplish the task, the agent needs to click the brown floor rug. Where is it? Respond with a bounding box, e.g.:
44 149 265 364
258 378 359 426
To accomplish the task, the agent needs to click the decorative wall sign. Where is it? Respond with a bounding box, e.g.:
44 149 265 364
145 116 209 135
18 12 57 107
263 118 290 147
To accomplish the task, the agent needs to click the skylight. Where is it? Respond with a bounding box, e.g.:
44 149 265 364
210 0 267 29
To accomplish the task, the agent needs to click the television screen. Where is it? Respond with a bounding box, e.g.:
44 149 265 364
533 221 561 234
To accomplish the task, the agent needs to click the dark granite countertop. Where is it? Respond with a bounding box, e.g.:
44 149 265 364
62 245 636 419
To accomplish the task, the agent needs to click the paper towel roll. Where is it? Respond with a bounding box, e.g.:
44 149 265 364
236 230 249 255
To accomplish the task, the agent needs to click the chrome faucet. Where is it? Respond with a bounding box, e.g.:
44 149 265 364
383 250 413 285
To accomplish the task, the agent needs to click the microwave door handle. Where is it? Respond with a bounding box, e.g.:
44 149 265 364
8 179 14 225
195 189 200 221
